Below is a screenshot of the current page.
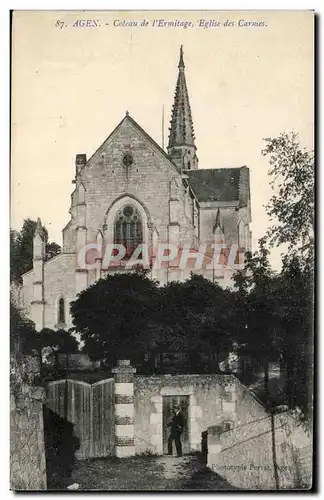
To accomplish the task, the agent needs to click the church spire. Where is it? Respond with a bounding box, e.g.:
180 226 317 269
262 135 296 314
167 46 198 171
178 44 185 69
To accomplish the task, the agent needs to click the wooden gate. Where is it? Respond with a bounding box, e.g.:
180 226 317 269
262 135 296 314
46 379 115 459
162 395 190 455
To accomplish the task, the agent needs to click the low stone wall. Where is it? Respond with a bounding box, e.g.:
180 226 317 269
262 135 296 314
207 411 312 490
10 356 47 490
134 373 241 455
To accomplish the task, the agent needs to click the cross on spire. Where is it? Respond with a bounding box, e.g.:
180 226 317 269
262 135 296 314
178 45 185 69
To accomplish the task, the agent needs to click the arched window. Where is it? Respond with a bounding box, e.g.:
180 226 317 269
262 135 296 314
58 297 65 324
114 204 143 257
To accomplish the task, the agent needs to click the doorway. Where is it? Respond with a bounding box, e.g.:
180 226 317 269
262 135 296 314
162 395 190 455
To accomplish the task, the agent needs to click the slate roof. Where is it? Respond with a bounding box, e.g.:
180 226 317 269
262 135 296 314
186 168 241 202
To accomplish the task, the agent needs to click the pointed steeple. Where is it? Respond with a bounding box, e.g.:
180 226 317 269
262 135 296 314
213 209 222 232
178 44 185 69
34 217 44 237
33 218 45 261
167 46 198 171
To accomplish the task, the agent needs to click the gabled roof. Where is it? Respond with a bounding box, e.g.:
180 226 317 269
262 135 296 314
84 113 179 175
186 168 241 202
126 114 179 171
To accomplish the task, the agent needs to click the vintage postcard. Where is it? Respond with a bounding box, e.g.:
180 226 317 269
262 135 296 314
10 10 314 491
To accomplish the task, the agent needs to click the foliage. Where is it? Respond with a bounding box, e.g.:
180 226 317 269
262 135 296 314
17 319 79 373
276 255 313 423
261 132 314 422
153 274 234 370
262 132 314 264
70 270 159 365
10 301 35 355
10 218 61 283
70 271 234 372
232 239 282 399
39 328 79 354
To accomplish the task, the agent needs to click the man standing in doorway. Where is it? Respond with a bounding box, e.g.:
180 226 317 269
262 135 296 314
167 405 184 457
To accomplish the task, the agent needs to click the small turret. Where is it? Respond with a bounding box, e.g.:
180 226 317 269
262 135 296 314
31 217 45 331
33 218 46 260
75 153 87 176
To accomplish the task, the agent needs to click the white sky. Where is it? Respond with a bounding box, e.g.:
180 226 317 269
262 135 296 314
11 10 314 269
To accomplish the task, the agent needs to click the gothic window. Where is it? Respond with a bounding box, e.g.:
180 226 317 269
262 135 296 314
78 183 85 204
123 154 133 168
214 226 225 245
58 297 65 324
114 204 143 257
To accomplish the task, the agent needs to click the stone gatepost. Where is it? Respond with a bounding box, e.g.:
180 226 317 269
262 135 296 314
207 425 222 469
112 359 136 458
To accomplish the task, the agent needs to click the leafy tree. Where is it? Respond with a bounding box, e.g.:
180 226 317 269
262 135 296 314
46 242 62 261
39 328 79 372
153 274 234 372
10 218 61 283
262 132 314 423
262 132 314 264
70 270 159 365
232 239 281 401
20 327 79 373
276 256 313 423
10 301 36 355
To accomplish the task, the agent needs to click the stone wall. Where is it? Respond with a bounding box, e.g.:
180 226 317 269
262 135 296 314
10 356 47 490
134 373 312 490
133 374 240 455
207 408 312 490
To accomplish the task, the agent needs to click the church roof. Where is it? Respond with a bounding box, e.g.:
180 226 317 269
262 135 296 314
126 114 178 170
168 46 196 149
84 112 179 175
186 168 241 202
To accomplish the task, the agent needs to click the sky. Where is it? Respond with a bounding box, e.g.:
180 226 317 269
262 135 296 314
11 10 314 269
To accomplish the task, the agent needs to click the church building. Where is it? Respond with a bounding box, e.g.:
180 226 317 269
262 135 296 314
21 46 252 331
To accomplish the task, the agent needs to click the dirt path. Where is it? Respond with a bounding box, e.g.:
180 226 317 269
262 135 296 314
51 453 235 491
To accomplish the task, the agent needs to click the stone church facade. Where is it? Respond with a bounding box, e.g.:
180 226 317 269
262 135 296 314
21 47 252 331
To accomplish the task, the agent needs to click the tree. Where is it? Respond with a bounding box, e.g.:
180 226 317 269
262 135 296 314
232 239 281 402
70 270 159 365
20 327 79 374
262 132 314 265
39 328 79 372
276 255 313 423
10 218 61 283
154 274 234 372
10 301 36 355
262 132 314 423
